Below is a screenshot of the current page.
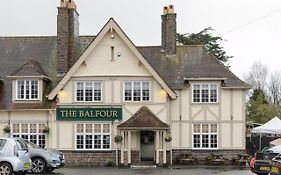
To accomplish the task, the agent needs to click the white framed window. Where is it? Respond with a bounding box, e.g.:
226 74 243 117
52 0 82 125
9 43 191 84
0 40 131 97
192 123 218 149
123 81 150 102
16 80 39 100
75 81 102 102
192 84 218 103
11 123 46 148
75 123 111 150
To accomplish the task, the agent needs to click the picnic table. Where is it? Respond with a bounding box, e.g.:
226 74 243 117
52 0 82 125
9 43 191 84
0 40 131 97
178 153 197 164
233 154 250 165
207 153 227 165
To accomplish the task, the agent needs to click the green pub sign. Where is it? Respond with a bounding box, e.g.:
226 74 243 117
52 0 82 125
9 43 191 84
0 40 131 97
56 107 122 121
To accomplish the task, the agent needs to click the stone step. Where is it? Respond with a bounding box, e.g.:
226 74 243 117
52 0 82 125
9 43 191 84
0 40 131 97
131 164 157 169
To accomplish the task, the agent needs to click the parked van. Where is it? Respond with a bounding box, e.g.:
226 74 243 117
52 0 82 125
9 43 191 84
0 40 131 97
0 137 32 175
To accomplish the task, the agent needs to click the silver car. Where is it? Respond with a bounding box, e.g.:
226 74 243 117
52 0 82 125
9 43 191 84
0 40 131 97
23 140 65 174
0 137 32 175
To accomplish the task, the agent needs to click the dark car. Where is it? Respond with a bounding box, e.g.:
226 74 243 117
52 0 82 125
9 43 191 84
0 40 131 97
270 154 281 175
251 152 279 175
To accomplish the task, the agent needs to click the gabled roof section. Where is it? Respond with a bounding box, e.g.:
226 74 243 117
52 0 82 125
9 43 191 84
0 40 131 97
8 59 49 79
48 18 176 100
138 46 251 89
117 106 169 129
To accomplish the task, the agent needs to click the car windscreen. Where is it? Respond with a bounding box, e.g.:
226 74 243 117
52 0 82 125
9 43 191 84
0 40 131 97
16 139 28 150
0 139 7 150
25 140 39 148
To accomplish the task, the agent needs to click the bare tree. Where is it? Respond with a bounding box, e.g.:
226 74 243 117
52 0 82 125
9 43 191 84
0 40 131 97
244 61 268 92
268 71 281 104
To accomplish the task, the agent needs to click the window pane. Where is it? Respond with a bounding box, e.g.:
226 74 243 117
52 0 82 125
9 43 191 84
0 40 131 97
202 124 209 133
201 84 209 102
30 135 37 145
103 135 110 149
142 82 150 101
30 124 37 133
38 135 46 148
193 85 200 102
76 124 84 133
85 124 93 133
94 124 101 133
210 84 217 102
13 124 20 133
85 82 93 101
38 124 44 133
103 124 110 133
76 135 84 149
193 124 200 133
133 82 141 101
202 135 209 148
94 135 101 149
25 81 30 99
21 124 28 133
17 80 25 99
210 135 218 148
94 82 101 101
31 80 38 99
85 135 93 149
124 82 132 101
76 82 84 101
210 124 217 133
193 135 200 148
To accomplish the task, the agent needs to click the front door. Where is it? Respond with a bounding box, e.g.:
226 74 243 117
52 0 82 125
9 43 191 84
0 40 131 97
140 131 155 161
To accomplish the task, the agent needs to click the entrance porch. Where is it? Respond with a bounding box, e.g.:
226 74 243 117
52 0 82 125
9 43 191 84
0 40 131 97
117 106 171 166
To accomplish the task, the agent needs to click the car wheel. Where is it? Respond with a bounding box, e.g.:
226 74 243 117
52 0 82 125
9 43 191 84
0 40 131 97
31 158 46 174
0 162 13 175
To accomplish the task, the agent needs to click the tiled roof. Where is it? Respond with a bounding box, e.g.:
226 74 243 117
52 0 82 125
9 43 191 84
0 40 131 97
9 59 48 78
0 35 249 109
0 36 94 109
118 106 170 129
138 46 251 89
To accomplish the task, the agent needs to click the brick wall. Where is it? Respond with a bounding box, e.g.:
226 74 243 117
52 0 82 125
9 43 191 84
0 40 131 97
62 150 116 167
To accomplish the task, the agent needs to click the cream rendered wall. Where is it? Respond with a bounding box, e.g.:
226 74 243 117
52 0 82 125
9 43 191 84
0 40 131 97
170 81 246 150
73 31 151 77
221 89 231 120
57 122 74 149
55 30 169 151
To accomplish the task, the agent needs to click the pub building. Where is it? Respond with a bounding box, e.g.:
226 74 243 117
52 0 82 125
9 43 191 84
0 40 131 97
0 0 250 166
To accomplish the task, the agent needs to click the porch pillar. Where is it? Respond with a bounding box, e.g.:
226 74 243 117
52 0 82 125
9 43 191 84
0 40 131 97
120 130 125 164
156 130 159 164
163 130 167 164
128 131 131 164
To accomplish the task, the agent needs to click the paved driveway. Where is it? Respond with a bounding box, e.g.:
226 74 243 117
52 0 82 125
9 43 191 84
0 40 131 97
37 167 255 175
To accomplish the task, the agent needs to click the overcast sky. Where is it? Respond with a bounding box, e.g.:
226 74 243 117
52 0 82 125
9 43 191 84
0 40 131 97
0 0 280 79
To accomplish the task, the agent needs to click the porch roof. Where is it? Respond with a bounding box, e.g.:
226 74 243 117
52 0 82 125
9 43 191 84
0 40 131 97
117 106 170 130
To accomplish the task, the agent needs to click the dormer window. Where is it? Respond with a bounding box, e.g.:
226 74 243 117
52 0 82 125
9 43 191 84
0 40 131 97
16 80 39 100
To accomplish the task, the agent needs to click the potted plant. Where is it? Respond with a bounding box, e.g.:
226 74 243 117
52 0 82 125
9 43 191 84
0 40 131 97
42 125 50 134
164 133 172 142
114 135 123 143
3 125 11 134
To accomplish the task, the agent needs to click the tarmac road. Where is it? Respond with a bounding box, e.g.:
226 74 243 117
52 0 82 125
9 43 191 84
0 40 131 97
35 167 256 175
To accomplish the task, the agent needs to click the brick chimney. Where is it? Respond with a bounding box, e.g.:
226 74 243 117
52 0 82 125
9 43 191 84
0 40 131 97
57 0 79 76
161 5 177 55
